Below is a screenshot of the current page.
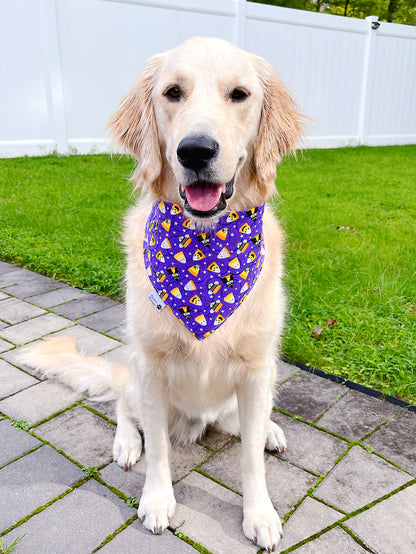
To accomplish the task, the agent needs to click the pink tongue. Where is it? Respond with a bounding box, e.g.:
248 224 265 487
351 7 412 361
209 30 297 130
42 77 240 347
185 184 222 212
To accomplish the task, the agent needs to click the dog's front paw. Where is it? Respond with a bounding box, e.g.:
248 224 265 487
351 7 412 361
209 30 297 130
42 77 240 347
113 428 142 470
138 487 176 535
266 420 287 453
243 502 283 552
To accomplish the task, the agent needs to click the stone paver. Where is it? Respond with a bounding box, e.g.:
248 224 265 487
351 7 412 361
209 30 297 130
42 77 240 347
101 344 130 367
313 445 412 512
0 343 45 377
85 399 117 422
276 370 348 422
345 484 416 554
0 419 42 467
52 293 119 320
2 479 134 554
1 277 65 299
106 325 125 341
79 303 125 333
50 324 121 356
0 268 44 288
0 262 20 275
0 297 46 325
291 526 368 553
279 496 343 551
0 313 74 344
1 340 22 357
0 358 39 398
0 380 78 425
35 406 116 467
101 442 210 496
199 439 317 517
0 445 83 531
270 411 348 475
276 360 299 385
316 388 399 440
171 470 258 554
364 409 416 476
198 426 233 451
0 262 414 554
27 285 85 308
99 519 195 553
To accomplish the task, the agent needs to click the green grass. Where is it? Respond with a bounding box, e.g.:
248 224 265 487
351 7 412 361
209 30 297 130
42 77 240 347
0 154 135 297
0 536 24 554
81 466 101 479
274 145 416 403
0 146 415 403
125 495 139 508
10 419 30 431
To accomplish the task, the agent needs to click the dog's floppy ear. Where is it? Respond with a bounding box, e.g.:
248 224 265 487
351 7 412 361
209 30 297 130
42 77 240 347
252 56 305 194
107 54 164 190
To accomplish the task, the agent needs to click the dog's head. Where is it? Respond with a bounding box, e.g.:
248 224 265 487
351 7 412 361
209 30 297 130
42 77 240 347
108 37 304 222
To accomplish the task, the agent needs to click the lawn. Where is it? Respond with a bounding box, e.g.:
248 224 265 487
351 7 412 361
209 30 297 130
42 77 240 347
274 146 416 404
0 146 415 403
0 154 135 297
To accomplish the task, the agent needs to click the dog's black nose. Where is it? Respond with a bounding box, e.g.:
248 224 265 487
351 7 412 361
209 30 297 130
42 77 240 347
177 136 219 171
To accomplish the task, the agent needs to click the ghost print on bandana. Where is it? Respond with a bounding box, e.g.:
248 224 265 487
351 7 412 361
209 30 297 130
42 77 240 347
143 201 265 340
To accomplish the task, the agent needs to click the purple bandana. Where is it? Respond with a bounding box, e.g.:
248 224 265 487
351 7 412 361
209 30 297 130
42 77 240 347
143 201 265 340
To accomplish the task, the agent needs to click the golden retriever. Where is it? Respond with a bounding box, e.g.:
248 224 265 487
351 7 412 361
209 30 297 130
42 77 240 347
22 37 304 551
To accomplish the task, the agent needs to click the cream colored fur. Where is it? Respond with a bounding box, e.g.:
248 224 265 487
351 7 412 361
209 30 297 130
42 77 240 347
22 38 304 551
19 337 127 401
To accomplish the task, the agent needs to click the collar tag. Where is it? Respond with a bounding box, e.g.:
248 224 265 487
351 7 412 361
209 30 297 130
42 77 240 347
148 289 166 312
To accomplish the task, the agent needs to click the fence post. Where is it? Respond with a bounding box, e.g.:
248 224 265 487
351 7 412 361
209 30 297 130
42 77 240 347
358 15 379 146
40 0 68 154
234 0 246 49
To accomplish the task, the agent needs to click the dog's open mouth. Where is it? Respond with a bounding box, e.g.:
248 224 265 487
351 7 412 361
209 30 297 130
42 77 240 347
179 178 234 218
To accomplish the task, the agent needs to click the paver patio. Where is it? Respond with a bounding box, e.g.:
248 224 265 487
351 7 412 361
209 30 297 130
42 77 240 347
0 262 415 553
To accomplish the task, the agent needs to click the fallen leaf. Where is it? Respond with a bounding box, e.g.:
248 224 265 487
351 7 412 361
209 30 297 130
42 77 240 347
312 325 324 338
326 318 338 328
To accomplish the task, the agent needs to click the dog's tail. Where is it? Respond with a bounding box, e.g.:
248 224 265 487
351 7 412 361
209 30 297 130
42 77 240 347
19 336 128 401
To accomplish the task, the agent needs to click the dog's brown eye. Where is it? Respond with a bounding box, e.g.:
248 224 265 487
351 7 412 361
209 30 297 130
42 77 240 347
164 86 181 100
231 88 249 101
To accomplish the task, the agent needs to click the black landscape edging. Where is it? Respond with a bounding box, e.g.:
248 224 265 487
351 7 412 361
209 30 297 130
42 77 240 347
282 357 416 414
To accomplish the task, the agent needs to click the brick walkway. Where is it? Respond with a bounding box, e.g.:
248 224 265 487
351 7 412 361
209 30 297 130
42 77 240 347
0 261 415 553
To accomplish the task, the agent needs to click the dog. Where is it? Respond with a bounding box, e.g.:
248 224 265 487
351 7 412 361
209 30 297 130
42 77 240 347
22 37 304 551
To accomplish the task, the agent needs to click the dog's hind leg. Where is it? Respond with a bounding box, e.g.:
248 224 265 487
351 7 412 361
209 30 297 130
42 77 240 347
215 397 287 453
113 380 143 471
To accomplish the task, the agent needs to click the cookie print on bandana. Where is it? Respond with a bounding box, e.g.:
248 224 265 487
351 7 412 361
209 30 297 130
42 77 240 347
143 201 266 340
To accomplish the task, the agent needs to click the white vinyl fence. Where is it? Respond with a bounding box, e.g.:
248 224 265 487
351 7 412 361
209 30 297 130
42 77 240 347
0 0 415 157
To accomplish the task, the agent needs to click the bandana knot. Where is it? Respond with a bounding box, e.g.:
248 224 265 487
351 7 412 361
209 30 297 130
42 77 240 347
143 201 265 339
